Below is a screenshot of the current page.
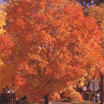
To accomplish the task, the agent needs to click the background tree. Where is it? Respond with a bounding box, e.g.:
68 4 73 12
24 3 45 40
0 0 104 103
85 4 104 55
76 0 104 9
0 4 6 34
0 4 14 91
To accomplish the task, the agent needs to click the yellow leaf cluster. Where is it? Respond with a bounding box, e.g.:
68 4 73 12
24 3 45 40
63 85 83 101
0 5 6 34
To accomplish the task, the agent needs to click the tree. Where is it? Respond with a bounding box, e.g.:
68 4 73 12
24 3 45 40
0 0 104 103
85 4 104 53
0 4 14 91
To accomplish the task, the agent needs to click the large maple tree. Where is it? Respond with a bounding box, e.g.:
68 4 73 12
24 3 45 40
0 0 104 103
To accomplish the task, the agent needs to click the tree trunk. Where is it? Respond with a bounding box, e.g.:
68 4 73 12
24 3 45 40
44 94 48 104
100 74 104 104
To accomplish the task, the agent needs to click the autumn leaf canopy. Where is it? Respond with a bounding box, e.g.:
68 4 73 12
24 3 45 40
0 0 104 102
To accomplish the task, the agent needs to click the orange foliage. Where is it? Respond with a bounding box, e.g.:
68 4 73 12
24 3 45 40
0 0 103 102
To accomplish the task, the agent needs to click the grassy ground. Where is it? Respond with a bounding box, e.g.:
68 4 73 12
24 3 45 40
39 98 100 104
60 98 100 104
70 101 99 104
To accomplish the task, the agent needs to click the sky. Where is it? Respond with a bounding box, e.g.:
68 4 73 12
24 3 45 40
0 0 3 3
0 0 6 4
